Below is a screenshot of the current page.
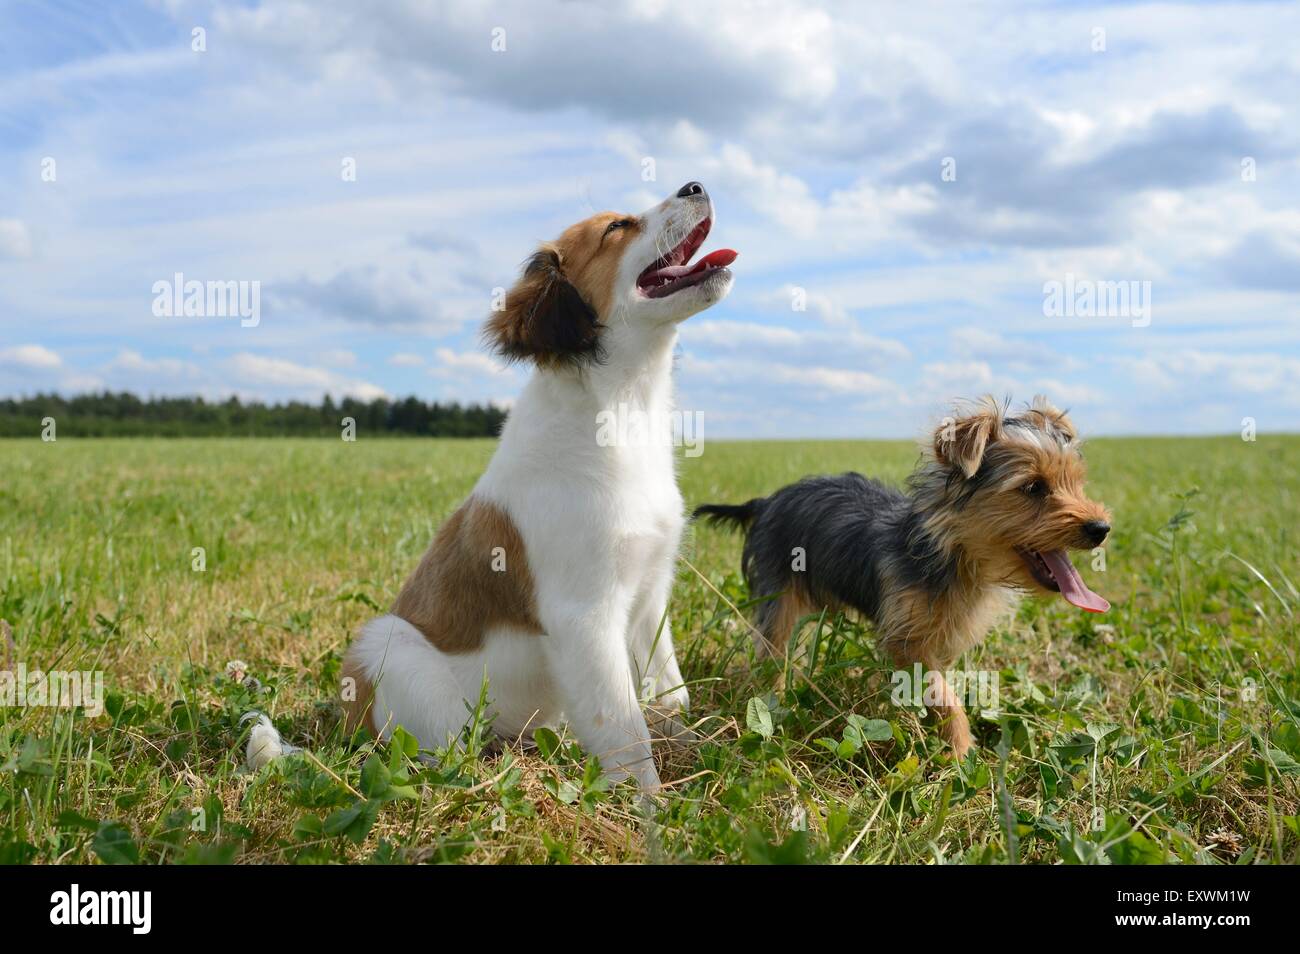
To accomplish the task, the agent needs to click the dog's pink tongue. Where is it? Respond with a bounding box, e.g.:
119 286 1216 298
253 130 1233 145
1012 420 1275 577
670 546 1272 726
1041 549 1110 613
649 249 738 281
694 248 737 270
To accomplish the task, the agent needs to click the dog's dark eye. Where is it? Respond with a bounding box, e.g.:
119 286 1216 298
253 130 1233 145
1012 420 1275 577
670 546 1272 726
604 218 634 235
1023 480 1049 498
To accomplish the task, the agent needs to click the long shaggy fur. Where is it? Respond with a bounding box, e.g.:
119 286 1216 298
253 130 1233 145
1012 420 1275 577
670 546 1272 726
483 245 604 369
694 394 1111 758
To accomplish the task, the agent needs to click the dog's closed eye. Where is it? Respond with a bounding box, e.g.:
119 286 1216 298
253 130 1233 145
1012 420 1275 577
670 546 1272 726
1022 479 1050 498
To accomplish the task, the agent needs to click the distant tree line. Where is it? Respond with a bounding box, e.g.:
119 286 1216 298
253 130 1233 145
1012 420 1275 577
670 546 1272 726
0 392 508 437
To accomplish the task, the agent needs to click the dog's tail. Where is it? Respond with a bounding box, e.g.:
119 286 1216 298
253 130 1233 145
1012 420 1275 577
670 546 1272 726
692 498 765 531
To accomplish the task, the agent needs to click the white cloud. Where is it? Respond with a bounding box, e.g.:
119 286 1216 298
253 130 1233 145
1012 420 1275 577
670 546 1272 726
2 0 1296 436
106 349 198 377
0 219 32 260
920 359 999 394
0 48 189 109
910 360 1108 416
226 352 388 401
949 327 1076 371
273 263 470 333
0 344 61 369
754 285 856 328
388 352 425 367
315 348 358 368
0 363 101 397
697 144 823 238
683 354 899 400
1114 350 1300 404
685 318 910 367
791 365 897 397
216 0 840 129
1030 379 1107 408
686 320 805 350
57 372 105 393
430 347 511 378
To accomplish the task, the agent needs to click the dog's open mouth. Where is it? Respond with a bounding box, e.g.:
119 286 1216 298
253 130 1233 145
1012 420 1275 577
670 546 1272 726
1016 547 1110 613
636 217 737 298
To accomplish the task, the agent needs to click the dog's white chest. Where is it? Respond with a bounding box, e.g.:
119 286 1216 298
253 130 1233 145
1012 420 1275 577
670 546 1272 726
611 446 681 560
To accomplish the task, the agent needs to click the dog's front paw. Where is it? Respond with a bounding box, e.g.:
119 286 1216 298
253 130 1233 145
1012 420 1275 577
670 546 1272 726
940 713 974 761
645 704 700 749
654 683 690 714
604 758 663 793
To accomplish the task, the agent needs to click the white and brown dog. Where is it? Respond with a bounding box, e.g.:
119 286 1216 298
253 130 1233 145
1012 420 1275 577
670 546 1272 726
341 182 735 790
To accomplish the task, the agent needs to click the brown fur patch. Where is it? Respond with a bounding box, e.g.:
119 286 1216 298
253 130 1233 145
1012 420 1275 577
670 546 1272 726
877 582 1005 760
886 395 1112 758
340 653 378 737
551 212 642 319
759 587 820 657
391 497 541 653
920 395 1110 593
878 579 1010 671
934 397 1002 478
483 212 642 366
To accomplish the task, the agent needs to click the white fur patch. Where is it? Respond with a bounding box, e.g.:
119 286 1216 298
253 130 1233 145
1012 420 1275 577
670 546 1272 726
341 186 728 791
242 712 299 770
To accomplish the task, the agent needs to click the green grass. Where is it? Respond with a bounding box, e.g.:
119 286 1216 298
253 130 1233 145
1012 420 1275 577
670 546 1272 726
2 435 1298 864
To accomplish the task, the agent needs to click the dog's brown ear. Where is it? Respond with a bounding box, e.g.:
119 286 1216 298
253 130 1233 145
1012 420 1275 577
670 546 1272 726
484 245 602 368
935 397 1003 478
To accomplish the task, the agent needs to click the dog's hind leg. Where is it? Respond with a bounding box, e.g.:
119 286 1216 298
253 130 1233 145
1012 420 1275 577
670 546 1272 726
343 614 503 750
755 588 816 659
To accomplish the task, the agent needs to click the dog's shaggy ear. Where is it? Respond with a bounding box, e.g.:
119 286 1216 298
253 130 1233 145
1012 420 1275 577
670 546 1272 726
935 396 1004 478
484 245 602 368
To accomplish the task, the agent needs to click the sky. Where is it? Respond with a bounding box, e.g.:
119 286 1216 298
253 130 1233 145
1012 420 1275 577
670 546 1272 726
1 0 1298 438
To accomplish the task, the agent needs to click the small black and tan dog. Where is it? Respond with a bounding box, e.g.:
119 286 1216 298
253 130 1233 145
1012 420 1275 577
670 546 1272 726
694 395 1111 757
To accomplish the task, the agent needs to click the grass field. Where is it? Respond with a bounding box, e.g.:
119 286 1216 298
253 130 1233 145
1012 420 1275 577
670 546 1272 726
2 435 1299 864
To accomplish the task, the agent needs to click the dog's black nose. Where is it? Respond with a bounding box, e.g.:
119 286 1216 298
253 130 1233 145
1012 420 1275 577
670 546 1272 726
677 181 705 198
1083 520 1110 545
